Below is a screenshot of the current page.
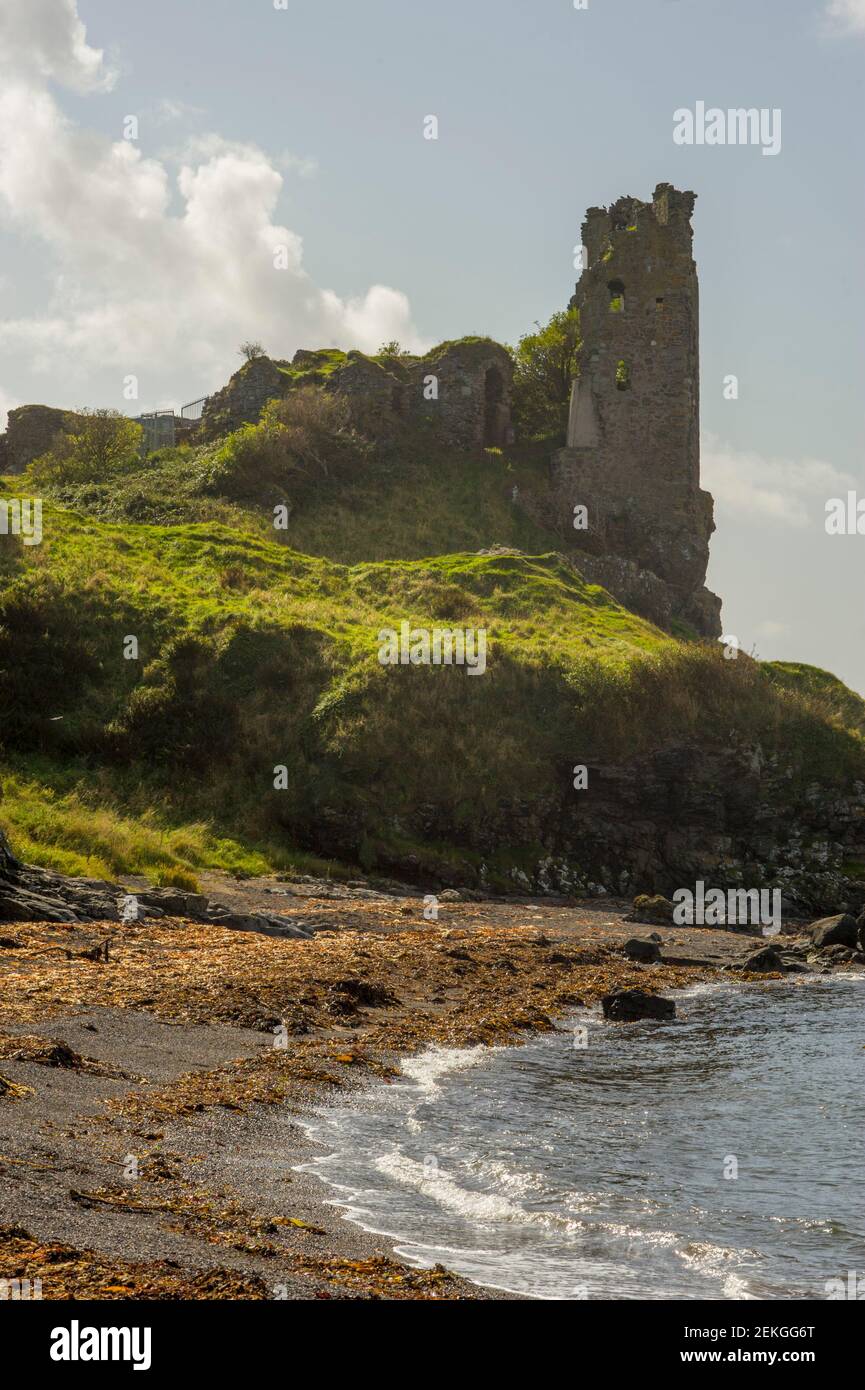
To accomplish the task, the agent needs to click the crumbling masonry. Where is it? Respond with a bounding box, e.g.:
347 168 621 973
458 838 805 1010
552 183 721 637
198 339 514 452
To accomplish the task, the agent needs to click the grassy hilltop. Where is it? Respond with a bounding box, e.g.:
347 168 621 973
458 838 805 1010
2 386 865 897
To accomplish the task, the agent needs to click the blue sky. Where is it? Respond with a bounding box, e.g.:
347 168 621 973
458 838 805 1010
1 0 864 689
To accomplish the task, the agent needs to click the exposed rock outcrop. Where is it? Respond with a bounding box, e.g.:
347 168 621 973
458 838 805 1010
741 945 783 973
0 834 314 938
808 913 858 950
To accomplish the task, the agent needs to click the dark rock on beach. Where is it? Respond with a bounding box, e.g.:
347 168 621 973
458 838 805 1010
624 894 675 926
812 943 858 965
205 907 314 940
809 914 858 950
623 937 662 963
601 987 675 1022
135 889 210 918
0 830 318 939
741 945 784 973
0 866 122 924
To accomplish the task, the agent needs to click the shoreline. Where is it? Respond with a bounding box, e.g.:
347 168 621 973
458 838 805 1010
0 879 841 1300
285 973 756 1301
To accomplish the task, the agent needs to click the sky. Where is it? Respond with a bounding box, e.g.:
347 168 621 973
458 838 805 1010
1 0 864 688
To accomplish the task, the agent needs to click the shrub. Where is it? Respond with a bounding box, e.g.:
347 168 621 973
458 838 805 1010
28 409 142 487
510 308 581 441
106 635 239 769
200 386 357 503
155 865 202 892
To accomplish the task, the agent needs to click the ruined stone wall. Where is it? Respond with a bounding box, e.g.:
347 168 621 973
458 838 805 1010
198 356 291 442
197 341 513 452
552 183 720 636
405 341 513 449
0 405 85 474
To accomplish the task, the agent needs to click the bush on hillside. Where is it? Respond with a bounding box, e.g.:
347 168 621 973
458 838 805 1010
28 409 143 487
199 386 359 504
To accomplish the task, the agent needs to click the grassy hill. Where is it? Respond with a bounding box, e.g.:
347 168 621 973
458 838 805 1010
2 403 865 897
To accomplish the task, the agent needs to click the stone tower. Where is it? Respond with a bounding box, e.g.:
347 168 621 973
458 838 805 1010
553 183 721 637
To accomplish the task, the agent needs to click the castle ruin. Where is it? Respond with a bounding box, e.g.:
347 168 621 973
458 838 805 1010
0 181 720 638
552 182 721 637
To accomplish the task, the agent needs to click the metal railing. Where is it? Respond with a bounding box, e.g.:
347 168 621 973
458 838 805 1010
180 396 209 421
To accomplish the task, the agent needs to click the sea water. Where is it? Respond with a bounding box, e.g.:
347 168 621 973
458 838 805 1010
299 976 865 1299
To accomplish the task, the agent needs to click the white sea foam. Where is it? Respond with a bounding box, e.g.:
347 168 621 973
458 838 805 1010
375 1148 584 1234
398 1043 493 1096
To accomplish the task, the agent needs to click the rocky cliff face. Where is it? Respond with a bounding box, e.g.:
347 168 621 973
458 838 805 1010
305 745 865 916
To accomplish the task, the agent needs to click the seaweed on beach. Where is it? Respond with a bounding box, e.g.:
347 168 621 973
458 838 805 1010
0 902 709 1299
0 1224 271 1300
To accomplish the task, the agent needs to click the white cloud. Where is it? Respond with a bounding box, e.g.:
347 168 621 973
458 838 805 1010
152 97 206 125
825 0 865 33
701 431 855 528
0 0 423 400
0 0 115 93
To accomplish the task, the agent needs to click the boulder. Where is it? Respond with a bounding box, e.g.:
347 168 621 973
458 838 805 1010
742 945 783 973
815 943 856 963
623 937 661 963
601 987 675 1022
0 890 80 923
625 894 675 926
809 914 858 950
136 890 210 919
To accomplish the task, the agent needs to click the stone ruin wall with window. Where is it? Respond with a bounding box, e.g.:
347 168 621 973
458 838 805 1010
552 183 721 638
198 340 514 452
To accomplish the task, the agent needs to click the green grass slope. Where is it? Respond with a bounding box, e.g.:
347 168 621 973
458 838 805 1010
2 415 865 890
